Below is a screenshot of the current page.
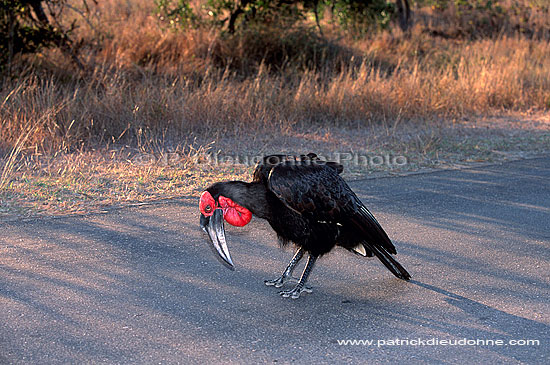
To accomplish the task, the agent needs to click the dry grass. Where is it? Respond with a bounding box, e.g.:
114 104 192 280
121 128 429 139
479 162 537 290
3 35 549 151
2 113 548 218
416 0 550 39
1 0 549 217
0 146 251 218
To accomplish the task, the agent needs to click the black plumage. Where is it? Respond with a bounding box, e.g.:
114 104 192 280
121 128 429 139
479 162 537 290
200 153 410 299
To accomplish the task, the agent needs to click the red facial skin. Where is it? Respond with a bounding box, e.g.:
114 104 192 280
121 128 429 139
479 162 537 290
199 191 217 217
199 191 252 227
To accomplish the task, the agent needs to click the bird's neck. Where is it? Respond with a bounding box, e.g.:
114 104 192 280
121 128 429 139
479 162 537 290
215 181 271 219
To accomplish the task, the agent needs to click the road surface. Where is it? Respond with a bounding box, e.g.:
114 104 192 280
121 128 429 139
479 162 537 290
1 157 549 364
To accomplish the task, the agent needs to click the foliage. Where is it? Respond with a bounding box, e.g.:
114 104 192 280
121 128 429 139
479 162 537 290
330 0 397 33
0 0 74 72
155 0 198 28
156 0 402 34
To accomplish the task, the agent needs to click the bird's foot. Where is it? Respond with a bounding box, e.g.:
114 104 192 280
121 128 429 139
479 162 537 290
278 285 313 299
264 276 304 288
264 276 288 288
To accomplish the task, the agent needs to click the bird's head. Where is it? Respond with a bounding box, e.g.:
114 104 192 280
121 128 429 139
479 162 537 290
199 188 252 270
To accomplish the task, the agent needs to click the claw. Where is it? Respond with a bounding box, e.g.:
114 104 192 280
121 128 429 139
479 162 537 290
279 285 313 299
264 277 286 288
265 276 308 288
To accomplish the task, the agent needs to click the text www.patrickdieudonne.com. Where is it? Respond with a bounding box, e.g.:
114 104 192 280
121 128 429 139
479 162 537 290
336 338 541 347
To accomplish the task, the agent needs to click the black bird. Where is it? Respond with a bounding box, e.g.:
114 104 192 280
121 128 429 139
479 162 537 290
199 153 410 299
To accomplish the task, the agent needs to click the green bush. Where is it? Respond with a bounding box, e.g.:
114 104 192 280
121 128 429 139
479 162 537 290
156 0 403 34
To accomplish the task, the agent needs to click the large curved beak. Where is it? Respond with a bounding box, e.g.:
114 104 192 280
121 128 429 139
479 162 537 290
200 209 235 270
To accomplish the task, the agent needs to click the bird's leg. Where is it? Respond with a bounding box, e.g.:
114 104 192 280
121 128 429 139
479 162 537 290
279 254 317 299
264 248 304 288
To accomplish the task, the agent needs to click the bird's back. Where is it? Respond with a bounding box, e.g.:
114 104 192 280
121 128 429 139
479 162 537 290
253 153 343 185
252 154 392 253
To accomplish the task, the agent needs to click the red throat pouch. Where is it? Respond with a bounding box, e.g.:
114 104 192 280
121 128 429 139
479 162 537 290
218 196 252 227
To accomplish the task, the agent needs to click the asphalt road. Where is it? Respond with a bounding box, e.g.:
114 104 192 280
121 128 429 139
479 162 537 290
1 157 549 364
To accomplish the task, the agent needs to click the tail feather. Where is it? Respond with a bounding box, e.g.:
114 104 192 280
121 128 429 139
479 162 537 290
363 242 411 280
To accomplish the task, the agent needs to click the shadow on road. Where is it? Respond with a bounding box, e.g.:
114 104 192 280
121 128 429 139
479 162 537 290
1 158 549 363
409 280 548 362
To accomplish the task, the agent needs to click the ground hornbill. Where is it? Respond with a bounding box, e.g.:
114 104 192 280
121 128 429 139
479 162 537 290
199 153 410 299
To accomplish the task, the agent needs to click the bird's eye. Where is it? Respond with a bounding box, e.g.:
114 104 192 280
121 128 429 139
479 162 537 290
204 205 212 213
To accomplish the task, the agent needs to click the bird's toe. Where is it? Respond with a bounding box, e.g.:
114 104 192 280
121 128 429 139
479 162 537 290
278 285 312 299
264 277 285 287
279 289 297 299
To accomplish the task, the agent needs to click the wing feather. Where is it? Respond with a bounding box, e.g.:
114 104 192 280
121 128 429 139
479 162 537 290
253 153 409 279
267 162 351 221
255 153 399 258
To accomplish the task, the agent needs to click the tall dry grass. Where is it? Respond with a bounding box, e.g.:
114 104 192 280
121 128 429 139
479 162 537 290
2 0 550 215
416 0 550 39
1 0 550 154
